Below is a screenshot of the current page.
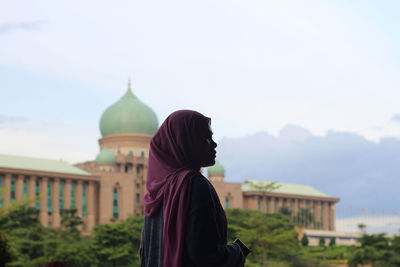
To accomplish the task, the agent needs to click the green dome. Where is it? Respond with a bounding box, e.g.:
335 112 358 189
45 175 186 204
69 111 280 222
96 147 116 164
99 83 159 137
208 161 225 176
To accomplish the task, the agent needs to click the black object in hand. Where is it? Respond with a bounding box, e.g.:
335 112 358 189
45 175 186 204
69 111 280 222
234 238 251 257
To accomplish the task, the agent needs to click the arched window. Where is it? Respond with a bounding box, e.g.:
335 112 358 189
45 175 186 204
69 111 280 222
113 187 119 219
10 177 15 203
82 183 87 218
47 180 52 215
225 197 230 209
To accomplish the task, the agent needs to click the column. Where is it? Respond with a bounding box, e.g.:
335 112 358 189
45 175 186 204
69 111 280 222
75 180 83 218
267 197 273 213
64 180 71 209
315 201 321 229
330 203 335 231
322 201 329 230
87 181 96 231
28 176 36 207
39 177 48 226
15 174 24 200
52 178 61 228
3 174 11 206
293 199 298 217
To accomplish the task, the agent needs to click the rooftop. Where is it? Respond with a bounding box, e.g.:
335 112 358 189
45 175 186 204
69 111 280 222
0 154 91 176
242 179 331 198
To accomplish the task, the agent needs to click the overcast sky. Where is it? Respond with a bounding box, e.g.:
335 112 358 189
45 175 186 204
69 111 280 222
2 0 400 164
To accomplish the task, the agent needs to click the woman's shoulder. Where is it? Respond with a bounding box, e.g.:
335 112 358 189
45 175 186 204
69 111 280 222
191 173 211 189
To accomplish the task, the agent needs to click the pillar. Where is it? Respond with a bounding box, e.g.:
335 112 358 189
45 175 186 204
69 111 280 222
39 177 48 226
293 199 298 217
330 203 335 231
3 174 11 205
322 201 329 230
64 180 71 209
75 180 83 218
28 176 36 207
15 174 24 200
87 181 96 231
52 178 61 228
315 201 321 229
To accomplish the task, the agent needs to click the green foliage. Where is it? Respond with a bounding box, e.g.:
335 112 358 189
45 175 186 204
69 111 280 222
348 233 400 266
301 234 309 247
319 237 326 247
0 230 14 266
90 215 144 267
329 237 336 246
226 208 319 267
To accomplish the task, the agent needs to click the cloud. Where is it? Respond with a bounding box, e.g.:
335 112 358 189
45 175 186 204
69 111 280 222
0 114 28 124
0 20 44 35
391 113 400 123
216 125 400 212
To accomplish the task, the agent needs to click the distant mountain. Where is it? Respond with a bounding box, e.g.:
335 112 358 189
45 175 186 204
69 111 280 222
215 124 400 211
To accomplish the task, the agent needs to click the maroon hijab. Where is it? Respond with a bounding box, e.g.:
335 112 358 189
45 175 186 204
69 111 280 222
143 110 226 267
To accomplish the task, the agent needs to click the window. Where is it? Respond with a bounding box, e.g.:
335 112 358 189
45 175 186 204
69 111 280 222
128 151 133 156
124 165 129 173
10 177 15 203
82 183 87 218
141 151 145 157
136 193 140 204
136 166 140 175
136 183 140 190
274 198 278 212
265 198 269 213
23 178 28 198
59 181 63 214
225 197 230 209
71 182 75 208
113 187 119 219
47 180 52 215
257 197 260 211
35 179 40 210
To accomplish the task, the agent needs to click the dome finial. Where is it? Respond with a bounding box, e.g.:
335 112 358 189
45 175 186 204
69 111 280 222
128 78 131 91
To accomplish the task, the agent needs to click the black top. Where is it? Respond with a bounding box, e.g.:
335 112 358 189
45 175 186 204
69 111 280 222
140 174 244 267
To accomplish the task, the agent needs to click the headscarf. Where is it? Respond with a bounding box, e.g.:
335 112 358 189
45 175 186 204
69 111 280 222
143 110 226 267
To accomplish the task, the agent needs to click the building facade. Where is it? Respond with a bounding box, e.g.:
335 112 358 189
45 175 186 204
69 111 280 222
0 82 339 232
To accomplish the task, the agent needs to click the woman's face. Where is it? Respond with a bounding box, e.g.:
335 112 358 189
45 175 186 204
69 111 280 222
194 122 217 168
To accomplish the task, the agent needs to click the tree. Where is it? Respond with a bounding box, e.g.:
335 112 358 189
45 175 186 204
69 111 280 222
226 209 299 267
294 208 314 228
329 237 336 246
358 223 366 234
60 208 83 238
0 230 14 266
91 215 144 267
319 237 326 247
301 234 309 247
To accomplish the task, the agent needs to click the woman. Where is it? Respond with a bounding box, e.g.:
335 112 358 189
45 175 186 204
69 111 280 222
140 110 245 267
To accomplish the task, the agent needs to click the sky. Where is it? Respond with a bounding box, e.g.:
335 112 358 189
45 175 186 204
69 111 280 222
1 1 400 229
